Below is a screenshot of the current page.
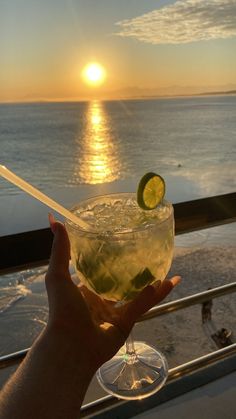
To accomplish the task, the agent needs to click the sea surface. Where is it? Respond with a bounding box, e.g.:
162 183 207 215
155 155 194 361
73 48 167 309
0 95 236 360
1 95 236 198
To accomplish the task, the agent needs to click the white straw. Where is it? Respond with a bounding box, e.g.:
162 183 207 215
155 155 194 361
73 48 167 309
0 165 87 228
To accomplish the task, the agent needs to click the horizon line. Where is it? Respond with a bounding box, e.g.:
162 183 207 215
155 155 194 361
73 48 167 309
1 89 236 105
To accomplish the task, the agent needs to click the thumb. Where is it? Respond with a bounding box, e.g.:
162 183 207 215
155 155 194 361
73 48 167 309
46 214 71 282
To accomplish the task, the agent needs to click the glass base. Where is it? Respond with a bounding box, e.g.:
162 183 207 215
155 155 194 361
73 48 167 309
96 341 168 400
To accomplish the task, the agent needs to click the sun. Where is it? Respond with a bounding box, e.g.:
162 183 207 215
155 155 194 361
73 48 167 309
82 62 106 87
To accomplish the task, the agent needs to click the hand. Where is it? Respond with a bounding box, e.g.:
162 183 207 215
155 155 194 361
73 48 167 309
0 217 180 419
46 216 181 371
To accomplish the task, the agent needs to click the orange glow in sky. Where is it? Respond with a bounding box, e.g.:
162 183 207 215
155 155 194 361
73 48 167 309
0 1 236 102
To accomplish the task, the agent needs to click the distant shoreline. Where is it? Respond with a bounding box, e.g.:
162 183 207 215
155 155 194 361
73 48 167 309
1 90 236 105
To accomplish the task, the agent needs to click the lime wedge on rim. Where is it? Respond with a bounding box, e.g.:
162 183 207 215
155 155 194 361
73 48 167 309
137 172 165 210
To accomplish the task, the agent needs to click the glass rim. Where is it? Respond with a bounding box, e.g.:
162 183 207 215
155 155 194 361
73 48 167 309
65 192 173 237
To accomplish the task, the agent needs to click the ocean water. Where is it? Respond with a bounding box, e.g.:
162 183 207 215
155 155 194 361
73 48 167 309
0 96 236 357
1 95 236 198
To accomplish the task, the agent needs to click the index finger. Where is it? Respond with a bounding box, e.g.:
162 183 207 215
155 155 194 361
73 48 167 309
122 276 181 329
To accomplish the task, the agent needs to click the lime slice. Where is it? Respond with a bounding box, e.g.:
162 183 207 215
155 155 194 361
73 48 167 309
137 172 165 210
131 267 155 290
92 275 116 295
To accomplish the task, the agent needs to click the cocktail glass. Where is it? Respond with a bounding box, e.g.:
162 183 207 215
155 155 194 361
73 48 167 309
65 192 174 400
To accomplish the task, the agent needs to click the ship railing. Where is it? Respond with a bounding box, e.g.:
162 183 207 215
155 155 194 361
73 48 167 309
0 192 236 417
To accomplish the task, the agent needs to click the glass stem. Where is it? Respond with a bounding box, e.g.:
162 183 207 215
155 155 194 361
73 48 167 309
125 332 137 364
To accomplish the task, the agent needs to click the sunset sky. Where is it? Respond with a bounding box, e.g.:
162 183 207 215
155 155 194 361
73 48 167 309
1 0 236 102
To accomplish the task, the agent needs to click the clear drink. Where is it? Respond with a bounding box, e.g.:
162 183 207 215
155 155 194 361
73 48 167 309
65 193 174 302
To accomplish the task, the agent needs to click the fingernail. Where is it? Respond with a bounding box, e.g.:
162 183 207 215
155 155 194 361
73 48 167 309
171 276 181 286
48 213 57 234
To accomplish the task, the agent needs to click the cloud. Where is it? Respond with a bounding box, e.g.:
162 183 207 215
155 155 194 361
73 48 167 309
115 0 236 44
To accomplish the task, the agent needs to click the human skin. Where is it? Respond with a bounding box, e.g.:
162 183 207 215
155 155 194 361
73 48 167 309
0 218 180 419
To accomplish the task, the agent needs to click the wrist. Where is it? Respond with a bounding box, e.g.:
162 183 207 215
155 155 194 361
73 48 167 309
41 324 98 376
31 325 97 410
1 323 97 418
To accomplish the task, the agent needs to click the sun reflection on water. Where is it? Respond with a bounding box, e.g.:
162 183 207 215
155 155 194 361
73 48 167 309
73 101 121 184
